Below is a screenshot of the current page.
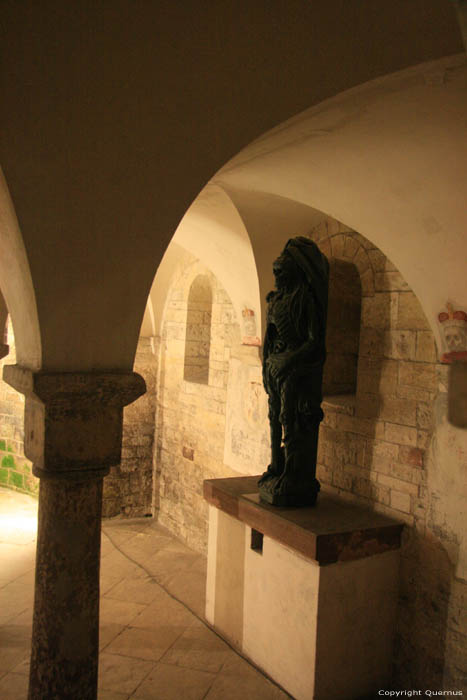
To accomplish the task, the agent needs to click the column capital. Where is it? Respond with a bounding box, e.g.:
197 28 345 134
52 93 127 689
3 366 146 480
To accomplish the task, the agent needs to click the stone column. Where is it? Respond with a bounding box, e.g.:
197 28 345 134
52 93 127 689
3 366 145 700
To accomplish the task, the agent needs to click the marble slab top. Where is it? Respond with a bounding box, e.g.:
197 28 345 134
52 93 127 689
204 475 404 565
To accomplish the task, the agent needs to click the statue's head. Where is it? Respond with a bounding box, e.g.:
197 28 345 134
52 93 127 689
276 237 328 291
272 251 299 290
271 237 329 332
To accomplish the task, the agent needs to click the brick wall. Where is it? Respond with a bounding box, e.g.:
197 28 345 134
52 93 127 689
310 218 466 690
102 336 157 517
312 220 436 523
0 320 36 497
108 224 466 689
154 259 244 553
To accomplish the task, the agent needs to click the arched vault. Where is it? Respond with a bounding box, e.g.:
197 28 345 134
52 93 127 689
214 55 467 350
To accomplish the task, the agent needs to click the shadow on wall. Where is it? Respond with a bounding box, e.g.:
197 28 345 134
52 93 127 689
312 217 464 689
323 258 362 396
102 336 157 518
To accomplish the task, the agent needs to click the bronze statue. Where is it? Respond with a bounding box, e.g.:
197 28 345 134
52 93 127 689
258 237 329 507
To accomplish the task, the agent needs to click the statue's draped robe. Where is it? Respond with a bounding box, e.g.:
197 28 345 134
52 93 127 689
259 237 329 506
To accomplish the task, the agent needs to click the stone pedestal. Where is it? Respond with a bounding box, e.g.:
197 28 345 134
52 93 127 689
204 476 404 700
3 366 145 700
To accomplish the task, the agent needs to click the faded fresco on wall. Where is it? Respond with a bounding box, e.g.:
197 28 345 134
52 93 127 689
438 302 467 363
224 358 270 474
241 307 261 347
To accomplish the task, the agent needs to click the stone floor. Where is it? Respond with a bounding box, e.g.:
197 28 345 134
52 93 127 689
0 488 289 699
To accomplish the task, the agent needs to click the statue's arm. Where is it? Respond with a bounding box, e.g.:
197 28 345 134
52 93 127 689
266 300 318 379
266 340 315 379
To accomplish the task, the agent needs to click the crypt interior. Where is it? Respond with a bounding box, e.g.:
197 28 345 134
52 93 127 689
0 1 467 698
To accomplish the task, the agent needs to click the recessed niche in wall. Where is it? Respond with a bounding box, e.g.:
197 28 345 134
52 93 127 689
184 274 213 384
323 259 362 396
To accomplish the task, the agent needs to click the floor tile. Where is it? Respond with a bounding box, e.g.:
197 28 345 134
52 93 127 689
132 662 216 700
103 519 154 537
220 651 262 676
97 690 128 700
0 544 35 581
98 652 155 695
100 560 141 595
0 581 34 622
100 598 147 626
99 691 130 700
1 491 286 700
0 671 29 699
161 619 231 673
99 622 126 650
205 667 288 700
101 534 118 558
101 529 138 551
12 569 35 587
163 566 206 618
8 607 33 631
0 622 32 676
102 548 143 578
12 657 30 675
0 512 37 546
141 549 200 586
105 624 186 662
118 532 174 563
105 573 164 606
130 592 193 629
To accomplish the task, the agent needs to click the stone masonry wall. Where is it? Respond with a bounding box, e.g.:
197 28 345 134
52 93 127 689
310 218 466 691
102 337 157 517
154 259 244 553
111 226 466 690
0 320 37 496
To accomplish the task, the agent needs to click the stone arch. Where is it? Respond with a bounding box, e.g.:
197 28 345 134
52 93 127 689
215 55 467 355
0 170 41 369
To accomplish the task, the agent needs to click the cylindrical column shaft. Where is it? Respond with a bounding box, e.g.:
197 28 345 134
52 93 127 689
28 477 103 700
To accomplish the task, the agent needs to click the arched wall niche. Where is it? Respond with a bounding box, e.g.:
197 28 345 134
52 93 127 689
184 275 213 385
139 186 262 351
153 255 251 552
308 215 466 689
323 258 362 396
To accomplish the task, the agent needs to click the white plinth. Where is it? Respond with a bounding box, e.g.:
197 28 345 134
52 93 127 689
205 478 402 700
